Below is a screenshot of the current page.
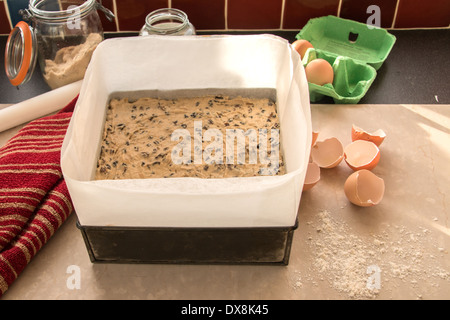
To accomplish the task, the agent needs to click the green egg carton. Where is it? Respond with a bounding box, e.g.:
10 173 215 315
296 15 396 104
302 48 377 104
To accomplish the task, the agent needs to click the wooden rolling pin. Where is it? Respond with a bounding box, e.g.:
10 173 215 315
0 80 82 133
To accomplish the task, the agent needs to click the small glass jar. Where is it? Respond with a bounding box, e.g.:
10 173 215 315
5 0 114 89
139 8 196 36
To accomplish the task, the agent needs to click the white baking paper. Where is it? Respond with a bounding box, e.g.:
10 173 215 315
0 80 82 133
61 34 311 228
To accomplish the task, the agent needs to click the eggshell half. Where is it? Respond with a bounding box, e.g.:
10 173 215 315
351 124 386 147
311 137 344 168
303 162 320 191
311 131 319 147
344 140 380 171
344 170 385 207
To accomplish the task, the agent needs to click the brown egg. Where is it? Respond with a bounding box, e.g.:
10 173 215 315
303 162 320 191
351 124 386 147
292 39 314 59
310 137 344 168
305 58 334 86
344 140 380 171
344 169 385 207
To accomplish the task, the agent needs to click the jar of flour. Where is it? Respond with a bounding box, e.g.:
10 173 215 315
5 0 114 89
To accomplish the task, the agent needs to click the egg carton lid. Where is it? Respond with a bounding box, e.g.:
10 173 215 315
296 15 396 71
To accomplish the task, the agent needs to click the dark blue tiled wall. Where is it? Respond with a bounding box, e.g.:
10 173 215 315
6 0 28 27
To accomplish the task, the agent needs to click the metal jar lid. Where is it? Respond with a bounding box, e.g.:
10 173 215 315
4 21 38 87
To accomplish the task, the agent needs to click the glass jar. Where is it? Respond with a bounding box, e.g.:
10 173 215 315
5 0 114 89
139 8 196 36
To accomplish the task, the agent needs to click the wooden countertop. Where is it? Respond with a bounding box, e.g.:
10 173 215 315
1 103 449 300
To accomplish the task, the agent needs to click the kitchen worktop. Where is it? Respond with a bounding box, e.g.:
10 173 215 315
1 103 449 300
0 29 449 301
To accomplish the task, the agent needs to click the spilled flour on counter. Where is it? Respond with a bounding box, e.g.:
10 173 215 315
301 210 449 299
307 210 379 299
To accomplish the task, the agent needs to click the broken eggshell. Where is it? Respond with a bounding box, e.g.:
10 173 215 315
351 124 386 147
310 137 344 168
344 140 380 171
344 169 385 207
311 131 319 147
303 162 320 191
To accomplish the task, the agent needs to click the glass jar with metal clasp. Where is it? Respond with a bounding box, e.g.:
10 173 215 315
5 0 115 89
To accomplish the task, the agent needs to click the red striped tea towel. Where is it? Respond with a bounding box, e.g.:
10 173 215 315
0 96 77 297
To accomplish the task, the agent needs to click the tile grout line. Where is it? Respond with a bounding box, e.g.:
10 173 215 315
112 0 120 32
280 0 285 30
337 0 343 17
391 0 400 29
224 0 228 31
3 0 13 30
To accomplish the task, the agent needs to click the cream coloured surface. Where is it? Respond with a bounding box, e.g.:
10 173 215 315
1 104 449 300
0 104 22 145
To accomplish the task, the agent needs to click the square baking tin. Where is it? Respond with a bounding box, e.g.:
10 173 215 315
61 35 311 264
